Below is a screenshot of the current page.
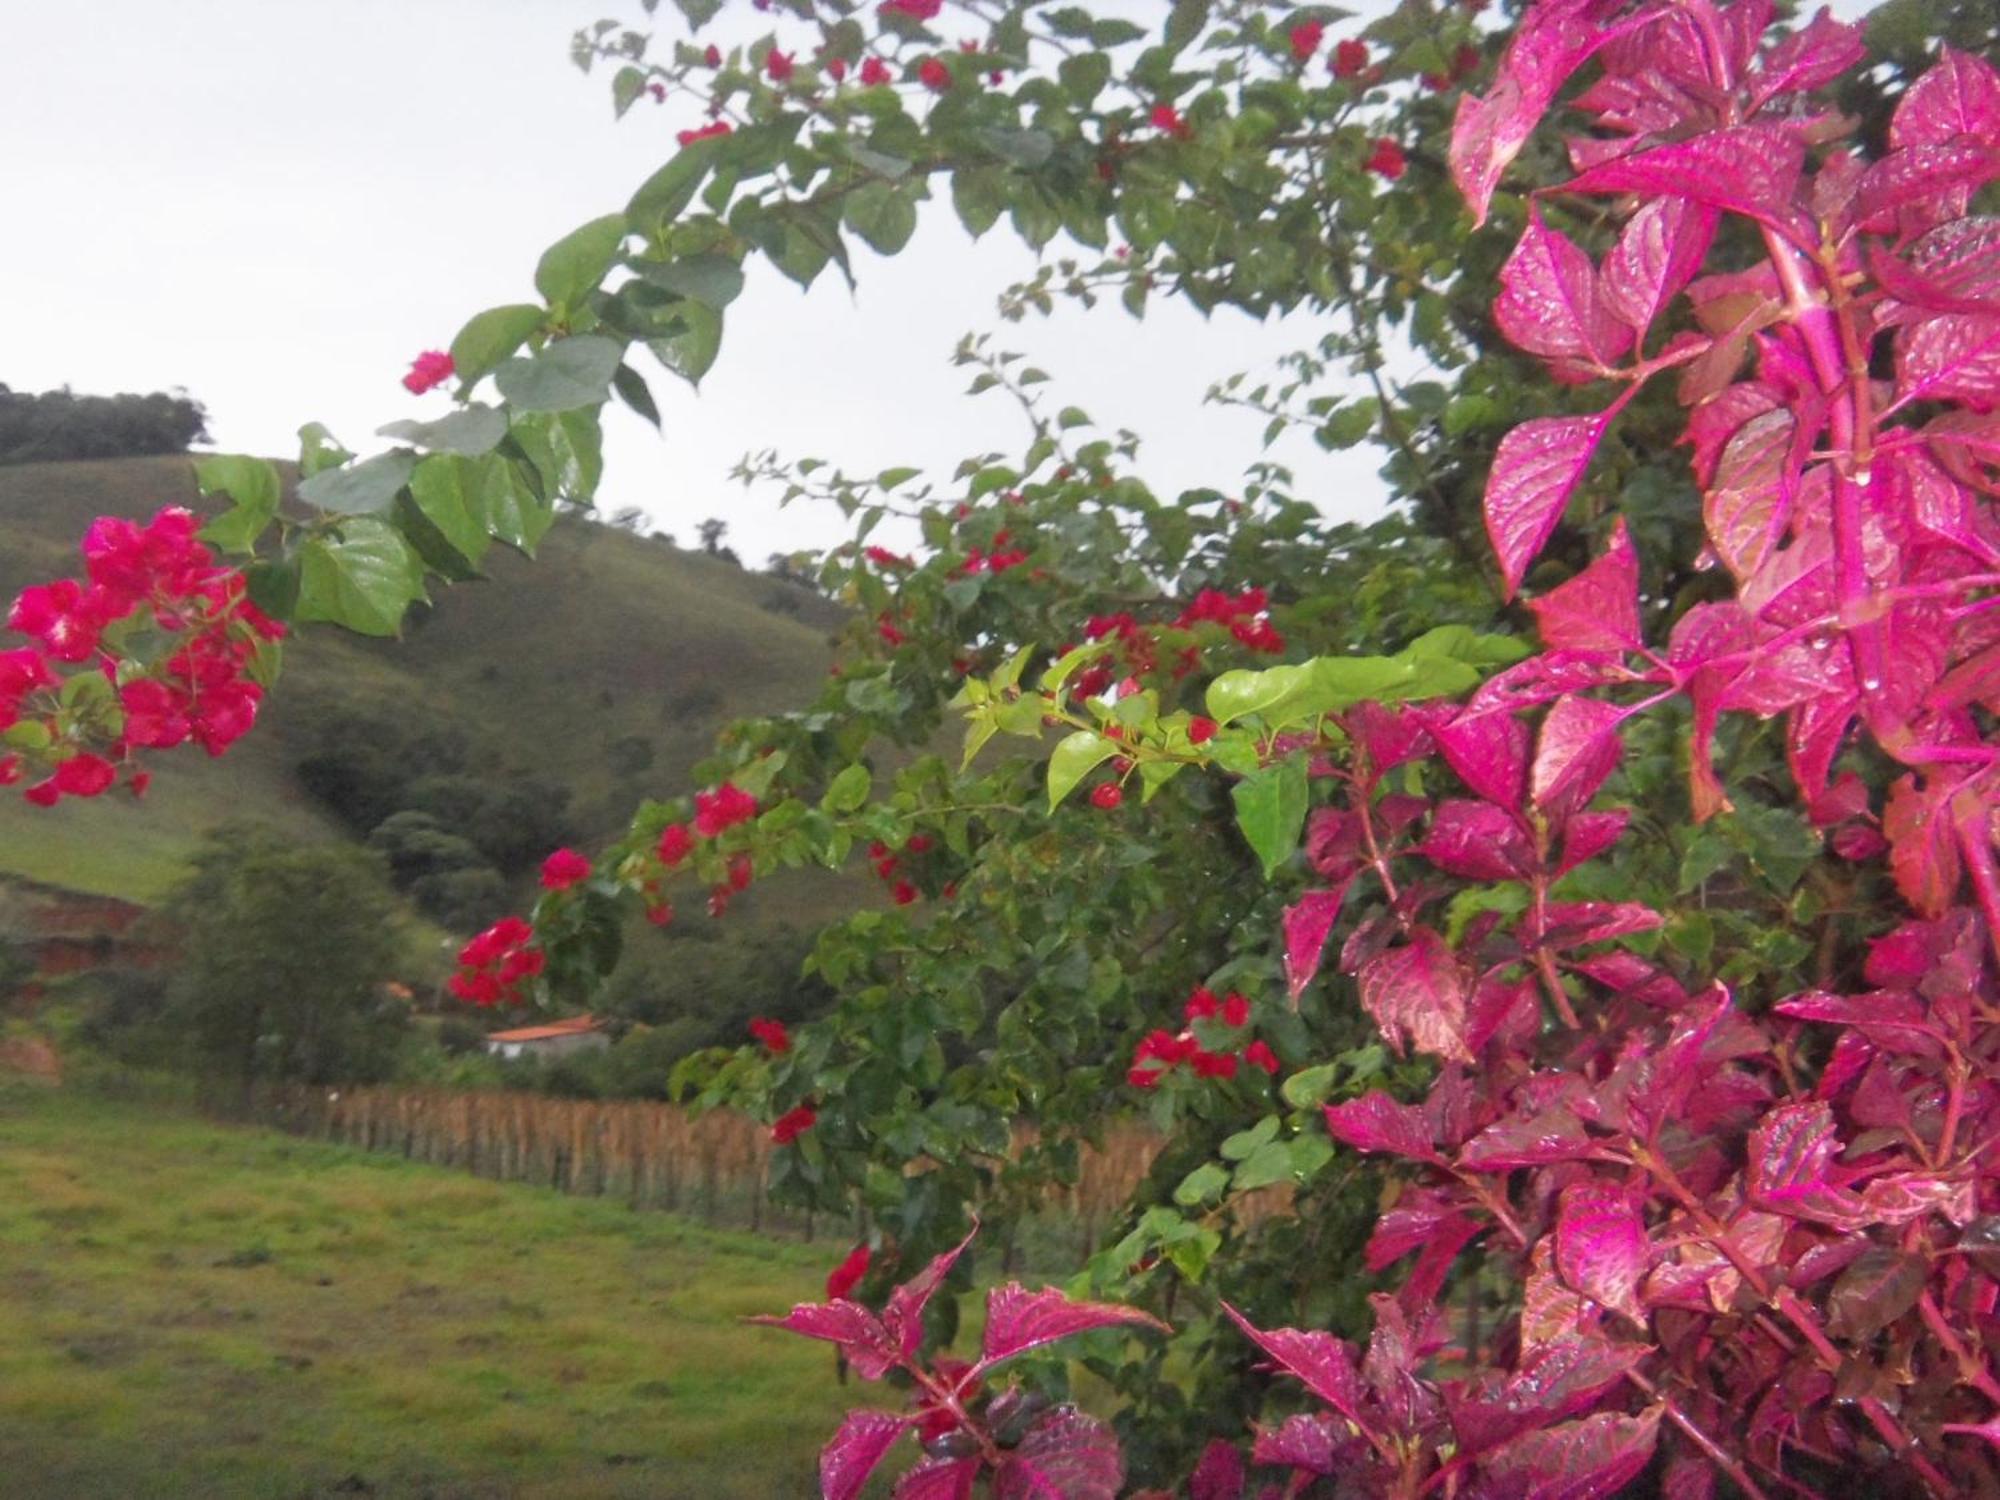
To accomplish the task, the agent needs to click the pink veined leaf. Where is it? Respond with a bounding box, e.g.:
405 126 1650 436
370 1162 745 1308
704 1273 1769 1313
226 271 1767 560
1774 989 1947 1059
1445 1333 1646 1457
892 1457 979 1500
1467 650 1641 717
990 1407 1122 1500
1188 1438 1246 1500
1929 638 2000 712
1250 1413 1348 1476
1602 196 1721 340
1343 700 1437 778
1521 1240 1595 1356
821 1410 912 1500
1856 142 2000 234
1478 1408 1662 1500
1746 1100 1867 1226
1412 799 1535 881
1748 6 1866 110
978 1283 1168 1368
1891 216 2000 317
883 1223 979 1366
1682 381 1781 487
1883 774 1963 918
1565 123 1808 235
1457 1104 1598 1171
1283 881 1354 1002
1557 809 1630 875
1358 927 1473 1063
1434 706 1533 809
1527 518 1642 657
748 1299 901 1380
1448 0 1627 225
1220 1302 1373 1431
1705 407 1795 582
1484 404 1625 599
1494 207 1632 370
1554 1180 1649 1323
1532 901 1663 950
1323 1091 1438 1162
1530 695 1627 817
1367 1188 1481 1270
1891 46 2000 151
1897 313 2000 410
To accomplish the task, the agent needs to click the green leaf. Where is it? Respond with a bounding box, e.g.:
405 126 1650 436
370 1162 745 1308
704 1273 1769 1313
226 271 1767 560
627 142 717 235
295 518 426 636
979 127 1055 168
876 466 921 491
194 455 281 553
1231 1139 1295 1192
495 334 623 412
634 252 746 310
449 304 545 386
1232 757 1309 877
843 182 918 255
297 451 417 516
1057 52 1110 105
648 301 722 387
951 167 1006 239
1220 1114 1280 1161
406 456 492 568
474 455 555 554
535 212 628 311
611 66 647 118
297 423 351 479
1164 0 1209 51
612 365 662 429
822 763 871 814
1206 664 1310 725
375 404 509 456
1048 730 1118 810
1280 1063 1339 1109
1173 1162 1230 1207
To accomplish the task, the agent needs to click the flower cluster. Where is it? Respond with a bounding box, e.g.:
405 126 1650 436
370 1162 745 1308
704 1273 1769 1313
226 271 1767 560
770 1102 817 1144
748 1016 791 1054
4 507 283 803
1128 987 1278 1088
867 834 931 906
448 916 544 1006
401 350 454 394
1174 586 1284 653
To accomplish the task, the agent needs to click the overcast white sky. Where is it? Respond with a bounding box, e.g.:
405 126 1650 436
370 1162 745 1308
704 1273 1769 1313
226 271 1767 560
1 0 1881 565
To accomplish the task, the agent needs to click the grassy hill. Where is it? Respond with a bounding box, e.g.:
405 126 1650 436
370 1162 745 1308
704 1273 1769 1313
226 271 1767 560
0 456 851 930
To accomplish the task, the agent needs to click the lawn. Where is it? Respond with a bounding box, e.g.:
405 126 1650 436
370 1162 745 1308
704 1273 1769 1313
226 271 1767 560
0 1084 871 1499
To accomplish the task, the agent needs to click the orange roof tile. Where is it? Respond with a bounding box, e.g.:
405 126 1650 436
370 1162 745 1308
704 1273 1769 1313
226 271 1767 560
485 1014 602 1043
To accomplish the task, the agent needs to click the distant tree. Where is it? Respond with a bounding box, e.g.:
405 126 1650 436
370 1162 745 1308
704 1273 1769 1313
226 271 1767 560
0 383 209 465
163 827 408 1106
695 517 740 566
608 505 647 532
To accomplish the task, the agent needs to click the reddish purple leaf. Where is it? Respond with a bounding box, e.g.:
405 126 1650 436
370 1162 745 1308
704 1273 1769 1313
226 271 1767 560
1446 1333 1644 1456
1412 799 1534 880
1434 708 1533 811
1557 809 1630 875
1189 1438 1245 1500
1531 695 1627 817
1705 408 1794 582
1358 928 1472 1063
1484 408 1621 599
1531 901 1663 950
1458 1105 1598 1170
1251 1413 1347 1476
1565 124 1807 232
1527 520 1642 657
1479 1409 1661 1499
1750 7 1866 107
1825 1245 1928 1342
1858 143 2000 233
1898 313 2000 409
749 1300 901 1380
1746 1100 1867 1227
821 1410 911 1500
1891 47 2000 151
1283 883 1352 1002
1494 208 1632 370
991 1407 1122 1500
893 1458 979 1500
1323 1091 1437 1161
1895 216 2000 315
1601 197 1719 341
883 1224 978 1366
1221 1302 1372 1429
1883 774 1963 918
979 1283 1168 1368
1554 1181 1648 1323
1774 989 1947 1059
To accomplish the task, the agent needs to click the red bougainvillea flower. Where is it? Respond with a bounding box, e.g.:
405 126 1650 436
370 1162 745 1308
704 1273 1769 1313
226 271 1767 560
657 822 694 866
863 545 911 568
703 43 721 66
451 916 541 1006
1288 20 1324 61
1149 103 1191 140
9 580 119 662
676 120 732 148
692 782 757 837
880 0 942 17
45 753 116 800
1185 987 1220 1022
539 847 592 890
1243 1039 1281 1075
1090 782 1123 810
770 1104 817 1144
905 834 932 853
1364 137 1407 180
401 350 454 395
876 615 905 647
0 756 22 787
825 1243 871 1301
1191 1049 1239 1080
1188 716 1218 745
728 854 754 892
826 57 847 82
859 56 893 87
892 880 918 906
646 81 667 102
644 899 674 927
1222 993 1251 1027
918 57 951 92
764 49 794 82
749 1016 791 1054
1333 38 1369 78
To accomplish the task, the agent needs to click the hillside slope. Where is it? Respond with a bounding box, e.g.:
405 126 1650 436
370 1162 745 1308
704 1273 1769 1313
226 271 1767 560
0 456 848 915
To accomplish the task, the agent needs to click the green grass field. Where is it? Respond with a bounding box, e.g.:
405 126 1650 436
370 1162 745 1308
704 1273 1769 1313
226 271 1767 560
0 1084 869 1499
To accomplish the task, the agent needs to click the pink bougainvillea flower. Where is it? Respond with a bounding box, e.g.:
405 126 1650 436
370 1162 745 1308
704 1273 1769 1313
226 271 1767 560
859 56 893 87
657 822 694 866
825 56 847 82
693 782 758 837
539 847 592 890
770 1104 817 1144
703 43 721 67
749 1016 791 1054
825 1244 871 1301
919 57 951 92
51 753 116 799
880 0 942 17
1288 20 1324 61
1365 137 1407 179
864 545 911 568
1333 38 1369 78
765 49 794 83
728 854 753 892
876 615 906 647
1150 103 1191 140
401 350 455 395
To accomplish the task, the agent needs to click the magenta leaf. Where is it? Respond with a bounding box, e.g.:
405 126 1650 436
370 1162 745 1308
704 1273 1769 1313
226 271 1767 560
892 1458 979 1500
1557 809 1630 875
1221 1302 1373 1430
1751 8 1865 105
978 1283 1168 1368
1601 197 1719 341
1530 695 1627 817
1858 143 2000 234
1884 774 1963 918
1250 1412 1348 1475
1484 409 1620 599
1283 882 1352 1002
1531 901 1663 951
883 1223 979 1366
1891 47 2000 151
1526 519 1642 657
1188 1438 1245 1500
1479 1408 1661 1499
1746 1101 1867 1227
1457 1105 1598 1170
1358 927 1472 1063
1564 124 1807 233
1494 208 1632 371
821 1410 911 1500
1323 1091 1438 1162
1434 708 1533 811
1446 1333 1645 1456
1897 313 2000 410
749 1300 901 1380
1554 1180 1648 1323
1704 408 1794 582
1412 799 1534 880
991 1407 1122 1500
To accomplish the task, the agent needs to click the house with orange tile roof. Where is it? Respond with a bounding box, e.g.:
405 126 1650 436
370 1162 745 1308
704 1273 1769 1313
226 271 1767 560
481 1013 609 1061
